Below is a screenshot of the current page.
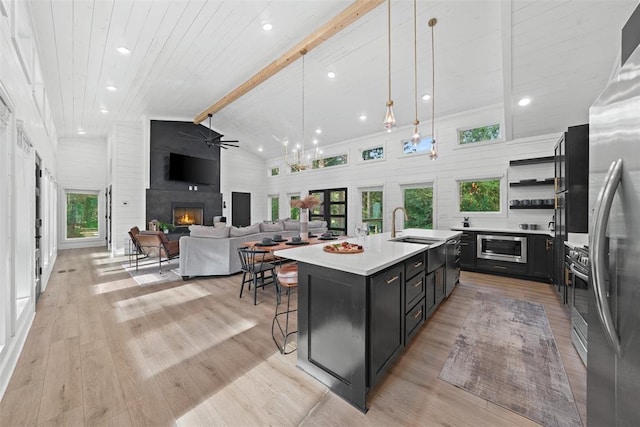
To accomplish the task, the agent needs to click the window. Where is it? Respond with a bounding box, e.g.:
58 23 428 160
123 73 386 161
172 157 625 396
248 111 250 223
361 146 384 161
289 194 300 220
309 188 347 235
66 192 99 239
402 137 433 155
268 195 279 220
312 154 347 169
269 167 280 176
459 179 501 212
403 186 433 229
458 124 501 145
361 189 383 234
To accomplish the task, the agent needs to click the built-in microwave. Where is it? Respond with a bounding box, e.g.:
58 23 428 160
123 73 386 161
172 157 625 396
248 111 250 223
477 234 527 264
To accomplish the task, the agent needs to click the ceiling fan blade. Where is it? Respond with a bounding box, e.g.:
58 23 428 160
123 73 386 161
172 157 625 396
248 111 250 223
219 140 239 144
178 131 199 139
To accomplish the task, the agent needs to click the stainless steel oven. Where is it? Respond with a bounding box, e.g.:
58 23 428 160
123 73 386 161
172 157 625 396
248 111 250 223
476 234 527 263
566 243 589 366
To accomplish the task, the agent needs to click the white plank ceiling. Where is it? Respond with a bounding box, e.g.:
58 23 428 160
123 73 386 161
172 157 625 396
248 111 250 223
27 0 638 159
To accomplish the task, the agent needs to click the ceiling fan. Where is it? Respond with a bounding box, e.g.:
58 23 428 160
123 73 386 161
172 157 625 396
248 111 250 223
178 113 239 149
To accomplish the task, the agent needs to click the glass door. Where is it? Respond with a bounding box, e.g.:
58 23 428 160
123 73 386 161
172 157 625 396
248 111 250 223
310 188 347 236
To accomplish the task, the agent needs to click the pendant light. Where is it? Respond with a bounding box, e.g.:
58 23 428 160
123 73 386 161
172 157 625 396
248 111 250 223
382 0 396 132
428 18 438 160
410 0 420 146
284 49 314 172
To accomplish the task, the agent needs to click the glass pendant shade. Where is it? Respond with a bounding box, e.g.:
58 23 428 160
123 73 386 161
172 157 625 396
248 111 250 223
383 100 396 132
411 122 421 146
429 140 438 160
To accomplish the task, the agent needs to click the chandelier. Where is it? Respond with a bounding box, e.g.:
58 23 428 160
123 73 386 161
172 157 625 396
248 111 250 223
283 49 321 172
428 17 438 160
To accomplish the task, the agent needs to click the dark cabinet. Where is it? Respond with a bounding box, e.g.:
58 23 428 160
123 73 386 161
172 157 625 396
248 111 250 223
528 235 554 282
370 264 404 386
460 231 476 269
404 297 426 343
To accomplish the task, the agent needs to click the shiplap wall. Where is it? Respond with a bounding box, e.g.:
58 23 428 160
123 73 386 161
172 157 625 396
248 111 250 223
0 6 59 400
220 146 267 223
57 137 108 250
109 122 145 254
265 103 562 235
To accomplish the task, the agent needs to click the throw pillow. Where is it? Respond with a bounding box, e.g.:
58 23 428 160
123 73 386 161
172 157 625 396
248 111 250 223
189 225 230 238
230 223 261 237
260 221 284 232
308 220 327 229
283 219 300 230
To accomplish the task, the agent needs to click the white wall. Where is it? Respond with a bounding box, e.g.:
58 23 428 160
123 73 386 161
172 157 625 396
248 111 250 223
57 137 108 250
0 3 59 400
265 103 561 235
109 122 145 255
220 146 268 224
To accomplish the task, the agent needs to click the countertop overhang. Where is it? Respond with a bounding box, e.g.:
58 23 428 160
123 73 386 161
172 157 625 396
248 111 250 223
274 229 461 276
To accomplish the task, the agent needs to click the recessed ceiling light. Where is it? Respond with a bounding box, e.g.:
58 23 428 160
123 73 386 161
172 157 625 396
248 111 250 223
100 108 109 114
258 146 263 152
518 97 531 107
422 93 431 101
327 71 336 79
315 129 322 134
106 85 117 91
359 114 367 121
313 139 318 144
262 22 272 31
116 46 130 55
77 129 86 135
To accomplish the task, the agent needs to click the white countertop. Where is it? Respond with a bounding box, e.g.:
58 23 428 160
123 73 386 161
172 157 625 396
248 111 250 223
273 229 461 276
451 226 554 236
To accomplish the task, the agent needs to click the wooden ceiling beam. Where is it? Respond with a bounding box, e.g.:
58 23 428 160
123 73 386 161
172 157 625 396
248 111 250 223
194 0 385 124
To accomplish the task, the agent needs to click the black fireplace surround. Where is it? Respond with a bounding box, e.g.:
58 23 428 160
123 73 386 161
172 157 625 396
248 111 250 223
146 120 223 227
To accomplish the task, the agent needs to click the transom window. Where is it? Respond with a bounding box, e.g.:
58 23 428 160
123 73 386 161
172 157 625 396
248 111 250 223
312 154 347 169
402 137 433 155
458 124 501 145
269 167 280 176
361 146 384 161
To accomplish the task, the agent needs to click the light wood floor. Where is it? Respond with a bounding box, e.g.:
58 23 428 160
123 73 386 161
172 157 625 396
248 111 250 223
0 248 586 426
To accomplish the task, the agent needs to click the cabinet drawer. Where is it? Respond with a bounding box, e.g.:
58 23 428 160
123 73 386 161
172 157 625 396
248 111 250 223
405 274 424 312
405 253 425 280
476 258 527 275
405 298 426 344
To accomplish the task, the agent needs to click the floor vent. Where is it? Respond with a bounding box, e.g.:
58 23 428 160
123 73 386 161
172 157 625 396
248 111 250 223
68 268 76 272
57 269 66 273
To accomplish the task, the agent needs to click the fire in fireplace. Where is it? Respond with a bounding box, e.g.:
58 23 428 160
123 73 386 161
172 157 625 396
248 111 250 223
173 207 204 226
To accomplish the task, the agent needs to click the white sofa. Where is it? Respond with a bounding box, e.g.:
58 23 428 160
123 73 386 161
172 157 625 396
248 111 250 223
178 219 328 278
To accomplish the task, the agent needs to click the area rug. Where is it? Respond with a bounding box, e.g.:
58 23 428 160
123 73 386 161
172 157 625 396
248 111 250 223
122 260 182 286
438 292 582 427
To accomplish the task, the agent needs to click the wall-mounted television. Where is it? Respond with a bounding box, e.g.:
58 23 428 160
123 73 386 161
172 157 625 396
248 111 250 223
169 152 218 185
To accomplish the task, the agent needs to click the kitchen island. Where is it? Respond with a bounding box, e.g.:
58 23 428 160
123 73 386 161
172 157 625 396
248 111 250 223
274 229 461 412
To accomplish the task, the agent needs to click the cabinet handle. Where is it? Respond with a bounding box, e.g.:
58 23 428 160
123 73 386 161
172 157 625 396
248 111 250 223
413 261 423 268
413 280 422 288
493 266 507 270
386 275 399 284
413 309 423 319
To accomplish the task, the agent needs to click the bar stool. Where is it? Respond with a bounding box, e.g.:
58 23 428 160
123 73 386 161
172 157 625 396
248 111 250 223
271 263 298 354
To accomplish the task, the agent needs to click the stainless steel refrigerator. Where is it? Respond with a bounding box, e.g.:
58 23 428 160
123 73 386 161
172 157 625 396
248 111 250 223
587 6 640 425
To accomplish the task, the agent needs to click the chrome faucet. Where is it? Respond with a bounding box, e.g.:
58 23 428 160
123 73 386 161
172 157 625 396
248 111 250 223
391 207 409 238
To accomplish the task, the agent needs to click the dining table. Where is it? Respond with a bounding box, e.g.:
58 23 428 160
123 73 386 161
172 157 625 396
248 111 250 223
241 235 346 253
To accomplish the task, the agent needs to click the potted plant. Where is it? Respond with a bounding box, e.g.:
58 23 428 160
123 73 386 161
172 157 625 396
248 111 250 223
157 221 176 233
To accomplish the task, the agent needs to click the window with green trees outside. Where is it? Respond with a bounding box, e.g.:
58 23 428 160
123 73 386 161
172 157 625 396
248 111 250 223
289 195 300 220
269 195 279 220
361 190 383 234
459 179 501 212
458 124 501 144
403 187 433 229
66 192 99 238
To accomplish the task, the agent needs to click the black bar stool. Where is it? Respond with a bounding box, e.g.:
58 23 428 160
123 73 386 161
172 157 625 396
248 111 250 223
271 263 298 354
